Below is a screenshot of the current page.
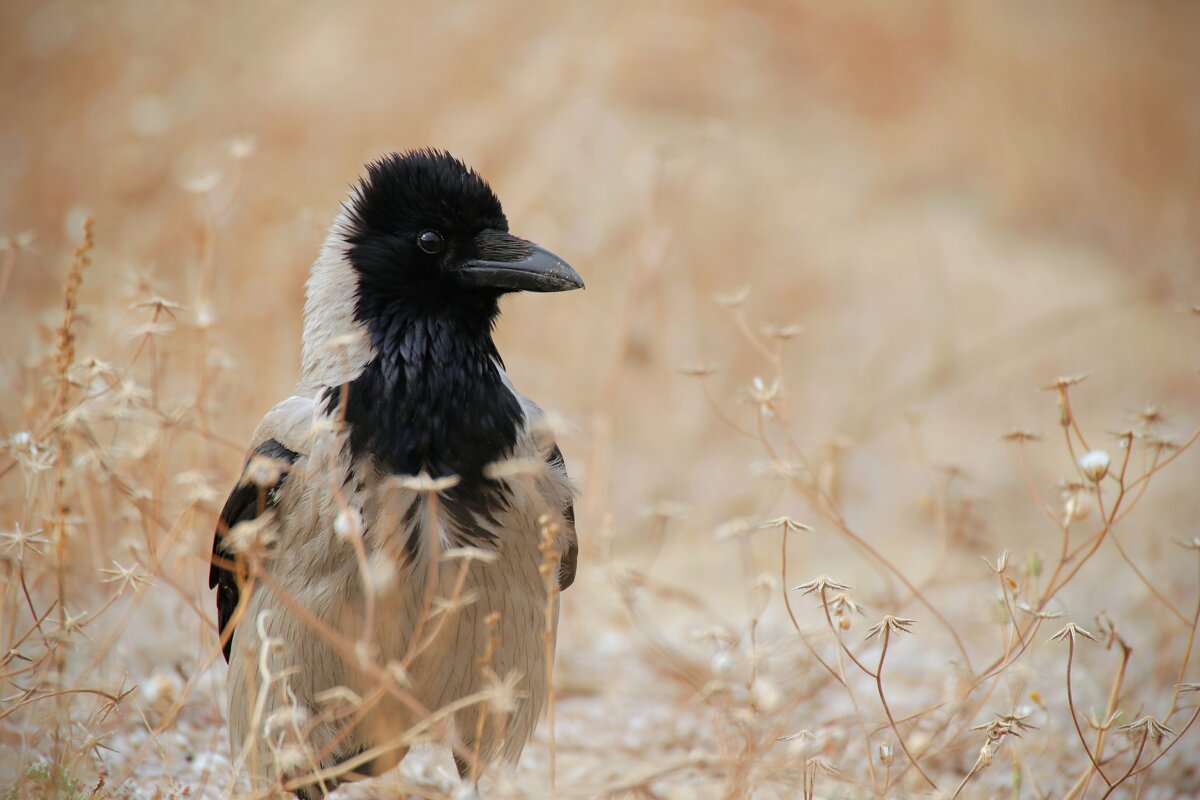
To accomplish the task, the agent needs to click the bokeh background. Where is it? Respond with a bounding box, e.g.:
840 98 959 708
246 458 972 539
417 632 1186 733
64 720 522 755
2 1 1199 797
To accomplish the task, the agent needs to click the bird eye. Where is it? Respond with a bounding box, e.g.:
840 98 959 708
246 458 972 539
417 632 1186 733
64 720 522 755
417 230 445 254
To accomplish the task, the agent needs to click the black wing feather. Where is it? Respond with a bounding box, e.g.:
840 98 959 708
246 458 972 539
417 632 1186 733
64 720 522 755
547 445 578 592
210 438 299 662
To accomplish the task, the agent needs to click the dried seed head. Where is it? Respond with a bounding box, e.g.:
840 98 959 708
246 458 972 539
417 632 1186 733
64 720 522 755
51 609 94 643
182 172 220 195
752 573 777 617
483 457 544 480
1144 434 1179 453
779 729 821 760
826 592 865 619
224 515 277 560
443 546 499 564
748 376 781 409
432 589 479 616
1049 622 1098 644
100 561 151 595
761 323 802 340
678 363 719 378
690 625 737 648
0 524 49 562
0 230 35 250
314 685 363 710
246 454 289 488
710 650 735 678
759 516 813 534
1041 374 1089 392
194 304 216 329
131 295 186 317
139 671 182 719
264 704 309 739
1085 709 1122 732
793 576 852 597
229 135 256 160
354 640 377 671
865 615 916 640
713 518 753 541
1109 429 1137 449
713 285 751 308
483 668 526 714
644 500 689 520
982 550 1010 573
1117 716 1175 744
752 678 781 713
333 507 363 540
6 434 54 474
1062 490 1092 524
174 470 221 507
971 710 1038 738
877 743 893 767
1077 450 1111 482
752 459 806 480
387 660 411 688
366 550 397 591
388 471 461 493
274 743 315 776
1016 603 1063 620
1136 406 1165 427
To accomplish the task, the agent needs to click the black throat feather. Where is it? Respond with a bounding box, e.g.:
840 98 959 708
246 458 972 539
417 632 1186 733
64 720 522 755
325 295 524 552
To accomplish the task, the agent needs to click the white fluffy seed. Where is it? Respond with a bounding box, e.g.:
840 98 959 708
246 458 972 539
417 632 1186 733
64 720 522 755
1078 450 1111 482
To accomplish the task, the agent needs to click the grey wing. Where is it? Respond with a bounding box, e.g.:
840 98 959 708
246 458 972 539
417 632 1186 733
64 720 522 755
492 369 580 591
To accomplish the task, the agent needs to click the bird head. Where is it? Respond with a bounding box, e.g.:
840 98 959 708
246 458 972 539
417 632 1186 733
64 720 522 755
301 150 581 389
343 150 583 313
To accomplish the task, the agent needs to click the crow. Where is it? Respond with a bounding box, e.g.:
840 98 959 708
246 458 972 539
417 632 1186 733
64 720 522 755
209 150 582 797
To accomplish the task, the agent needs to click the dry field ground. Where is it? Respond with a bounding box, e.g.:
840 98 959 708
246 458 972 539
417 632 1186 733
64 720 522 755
3 2 1200 798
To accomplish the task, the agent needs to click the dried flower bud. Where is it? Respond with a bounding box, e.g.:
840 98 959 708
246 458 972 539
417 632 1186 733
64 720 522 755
678 363 718 378
752 678 780 713
1062 491 1091 523
333 507 362 539
1078 450 1110 482
139 671 182 720
366 550 397 591
246 455 288 488
761 323 802 340
878 743 893 766
229 135 256 159
388 471 460 492
781 729 821 760
182 172 220 195
714 286 750 308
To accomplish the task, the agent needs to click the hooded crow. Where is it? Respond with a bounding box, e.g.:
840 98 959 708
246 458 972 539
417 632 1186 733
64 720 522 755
209 150 582 797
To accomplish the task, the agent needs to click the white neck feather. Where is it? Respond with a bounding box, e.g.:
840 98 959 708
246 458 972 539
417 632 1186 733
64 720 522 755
298 201 376 393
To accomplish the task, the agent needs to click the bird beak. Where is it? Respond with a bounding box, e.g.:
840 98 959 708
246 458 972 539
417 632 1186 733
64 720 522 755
457 229 584 293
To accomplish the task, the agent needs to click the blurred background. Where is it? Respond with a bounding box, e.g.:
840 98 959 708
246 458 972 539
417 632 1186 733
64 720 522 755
2 1 1199 796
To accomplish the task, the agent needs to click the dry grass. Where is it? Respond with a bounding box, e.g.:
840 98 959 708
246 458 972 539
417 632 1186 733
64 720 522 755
3 1 1200 797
